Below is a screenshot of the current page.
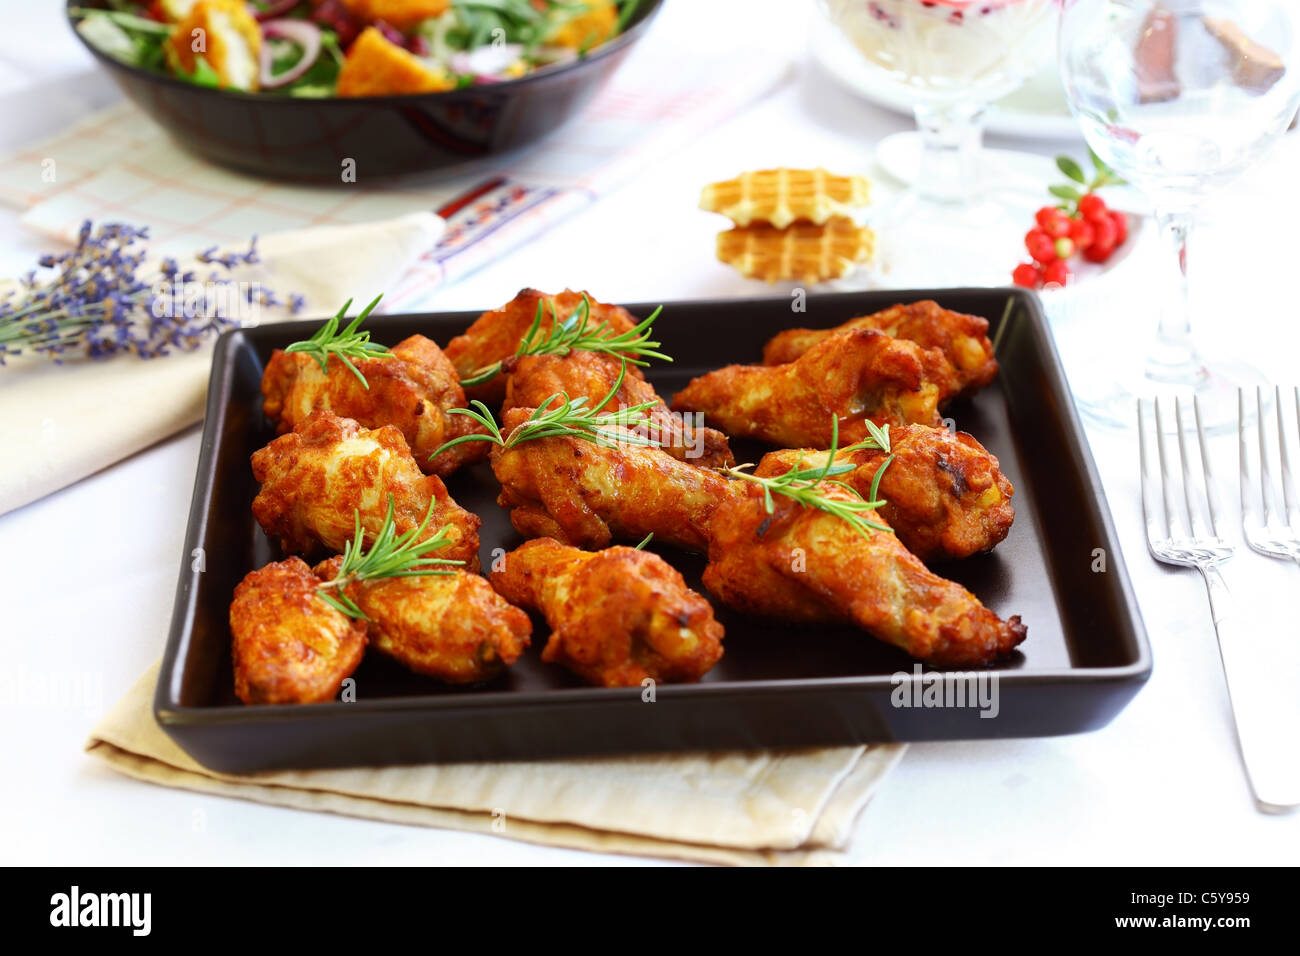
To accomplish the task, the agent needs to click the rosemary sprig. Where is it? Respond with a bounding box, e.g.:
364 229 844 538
838 419 892 457
459 295 670 387
633 533 654 550
433 359 660 459
284 294 387 389
728 417 895 537
315 496 464 620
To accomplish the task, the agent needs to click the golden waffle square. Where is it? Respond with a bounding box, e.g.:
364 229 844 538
700 168 871 228
716 217 874 284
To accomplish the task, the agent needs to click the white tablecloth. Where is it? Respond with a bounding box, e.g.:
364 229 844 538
2 0 1298 865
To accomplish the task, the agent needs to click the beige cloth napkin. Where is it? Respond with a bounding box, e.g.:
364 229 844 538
87 662 905 865
0 211 444 515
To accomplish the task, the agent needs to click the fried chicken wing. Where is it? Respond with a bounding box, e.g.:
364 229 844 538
490 538 724 686
230 557 367 704
504 350 734 468
251 411 481 569
443 288 640 403
314 556 530 684
761 300 998 398
490 407 737 552
754 424 1014 563
262 333 487 478
672 327 955 446
704 483 1025 666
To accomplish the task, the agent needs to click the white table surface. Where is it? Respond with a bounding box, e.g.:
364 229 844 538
2 0 1298 866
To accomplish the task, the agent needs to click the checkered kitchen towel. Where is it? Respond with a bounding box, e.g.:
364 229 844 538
0 47 789 313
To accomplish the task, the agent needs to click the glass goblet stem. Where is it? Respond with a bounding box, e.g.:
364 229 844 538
913 101 987 205
1144 208 1208 387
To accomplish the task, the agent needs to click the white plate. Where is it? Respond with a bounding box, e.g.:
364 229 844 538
809 14 1083 142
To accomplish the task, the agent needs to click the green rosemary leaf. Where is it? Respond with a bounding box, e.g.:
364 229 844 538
438 359 659 458
284 294 388 389
318 590 365 621
868 453 894 505
727 415 896 537
460 296 670 387
315 495 464 619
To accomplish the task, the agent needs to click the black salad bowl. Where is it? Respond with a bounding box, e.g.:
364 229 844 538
66 0 663 181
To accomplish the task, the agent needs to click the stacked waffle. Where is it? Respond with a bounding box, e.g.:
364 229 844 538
701 168 874 283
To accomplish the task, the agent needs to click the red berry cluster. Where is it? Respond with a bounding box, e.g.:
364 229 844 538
1013 153 1129 290
1013 197 1128 289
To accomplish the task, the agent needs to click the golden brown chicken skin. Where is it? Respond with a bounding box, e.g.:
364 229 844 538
261 334 488 478
444 288 640 403
491 538 724 687
672 327 955 447
504 350 734 469
490 407 737 553
754 424 1015 563
251 411 481 569
704 482 1026 667
314 556 530 684
761 300 998 398
230 557 367 705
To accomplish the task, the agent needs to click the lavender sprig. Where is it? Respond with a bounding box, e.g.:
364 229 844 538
0 221 303 364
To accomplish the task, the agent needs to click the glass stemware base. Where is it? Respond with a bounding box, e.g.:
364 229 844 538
866 189 1027 289
1066 347 1266 433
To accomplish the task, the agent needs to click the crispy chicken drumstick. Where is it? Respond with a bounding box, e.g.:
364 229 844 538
754 424 1015 563
262 334 488 478
761 300 998 398
672 327 956 446
251 411 481 569
490 408 737 552
491 538 724 687
704 482 1026 667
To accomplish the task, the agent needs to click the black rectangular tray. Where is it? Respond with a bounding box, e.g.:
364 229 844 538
156 288 1151 772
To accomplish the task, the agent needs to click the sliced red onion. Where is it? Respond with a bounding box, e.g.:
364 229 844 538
372 18 406 48
408 33 431 57
449 43 524 77
259 19 322 89
251 0 299 21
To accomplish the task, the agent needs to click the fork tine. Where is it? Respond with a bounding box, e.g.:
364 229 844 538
1153 398 1182 540
1175 397 1211 541
1257 387 1279 528
1240 388 1263 530
1278 385 1300 525
1137 399 1167 549
1192 395 1223 539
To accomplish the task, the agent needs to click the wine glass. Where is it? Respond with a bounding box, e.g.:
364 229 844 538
1059 0 1300 429
818 0 1059 286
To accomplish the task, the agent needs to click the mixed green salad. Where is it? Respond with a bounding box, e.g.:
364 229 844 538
72 1 644 97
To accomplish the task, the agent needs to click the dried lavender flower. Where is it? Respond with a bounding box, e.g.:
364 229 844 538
0 222 303 364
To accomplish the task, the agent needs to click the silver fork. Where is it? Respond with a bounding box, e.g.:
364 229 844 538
1240 387 1300 568
1139 396 1300 812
